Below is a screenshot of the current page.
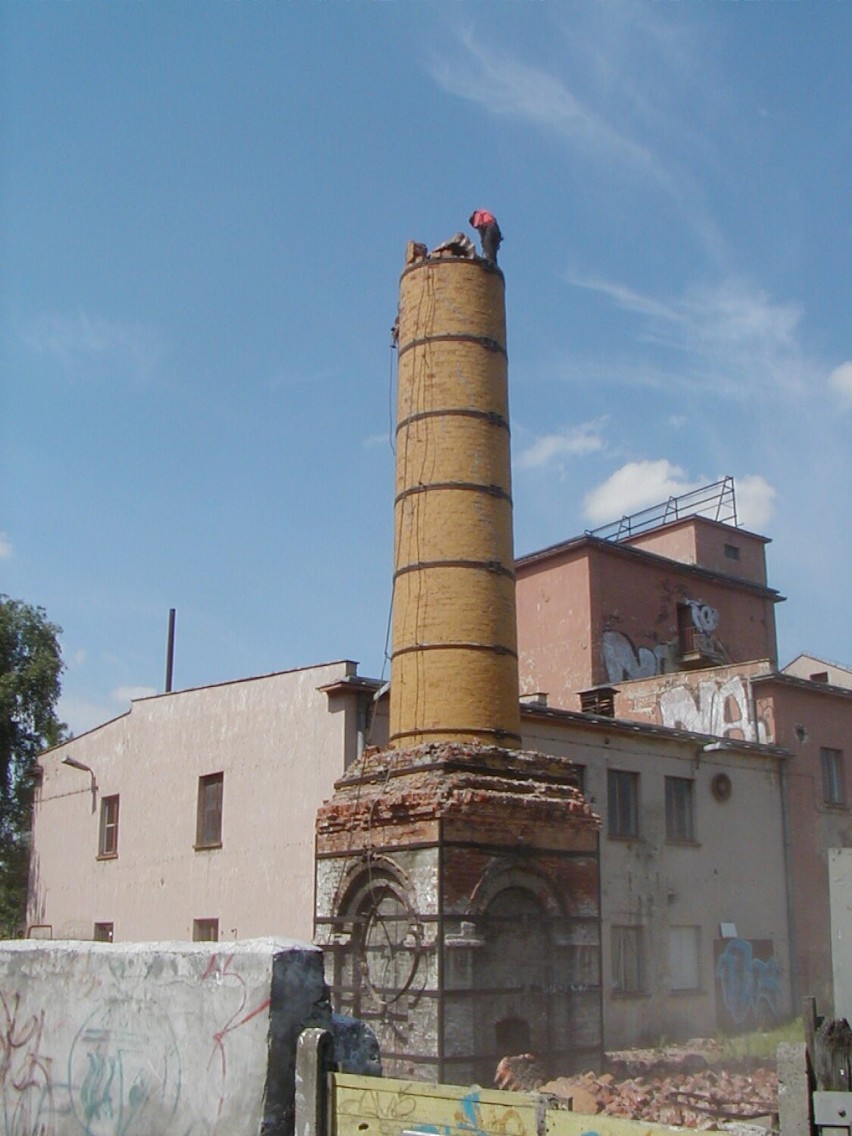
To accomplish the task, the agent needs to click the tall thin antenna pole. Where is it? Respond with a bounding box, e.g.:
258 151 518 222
165 608 176 693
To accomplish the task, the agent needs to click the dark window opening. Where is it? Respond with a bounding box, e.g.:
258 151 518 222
724 544 740 561
196 772 224 848
821 748 845 806
93 922 114 943
193 918 219 942
495 1016 531 1056
665 776 695 842
608 769 639 838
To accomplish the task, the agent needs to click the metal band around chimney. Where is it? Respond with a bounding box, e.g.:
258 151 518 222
397 333 507 361
396 408 509 435
393 558 516 582
395 482 512 507
389 725 523 746
391 641 518 660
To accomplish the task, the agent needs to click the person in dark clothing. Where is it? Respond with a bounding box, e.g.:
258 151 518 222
469 209 502 265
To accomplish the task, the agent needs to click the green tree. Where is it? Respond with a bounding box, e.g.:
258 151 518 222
0 596 65 936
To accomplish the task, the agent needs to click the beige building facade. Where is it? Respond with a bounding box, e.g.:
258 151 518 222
29 660 377 944
29 655 792 1048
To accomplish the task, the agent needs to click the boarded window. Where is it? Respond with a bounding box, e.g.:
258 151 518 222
665 777 695 842
821 748 845 806
196 772 224 847
612 925 644 994
608 770 639 838
669 926 700 991
98 795 119 857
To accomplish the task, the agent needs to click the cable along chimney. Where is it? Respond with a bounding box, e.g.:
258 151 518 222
389 248 521 748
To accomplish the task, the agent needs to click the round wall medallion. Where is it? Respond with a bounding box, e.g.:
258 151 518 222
711 772 733 801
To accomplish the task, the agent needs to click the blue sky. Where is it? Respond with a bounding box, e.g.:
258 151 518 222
2 2 850 736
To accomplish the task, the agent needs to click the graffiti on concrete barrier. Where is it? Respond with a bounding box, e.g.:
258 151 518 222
0 990 55 1136
715 938 780 1027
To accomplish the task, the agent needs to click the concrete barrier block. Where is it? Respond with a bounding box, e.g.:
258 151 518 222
0 936 330 1136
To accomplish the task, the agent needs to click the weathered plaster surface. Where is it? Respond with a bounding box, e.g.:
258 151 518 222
0 937 329 1136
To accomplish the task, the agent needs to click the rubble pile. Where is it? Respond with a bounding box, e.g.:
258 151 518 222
539 1067 779 1129
494 1051 779 1130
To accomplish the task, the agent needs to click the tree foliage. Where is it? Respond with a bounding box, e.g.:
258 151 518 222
0 596 65 935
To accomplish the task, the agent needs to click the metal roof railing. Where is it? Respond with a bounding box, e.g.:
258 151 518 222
587 476 738 543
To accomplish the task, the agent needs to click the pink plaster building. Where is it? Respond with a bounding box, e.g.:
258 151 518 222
515 483 851 1011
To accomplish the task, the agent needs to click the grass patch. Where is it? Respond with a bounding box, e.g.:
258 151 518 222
715 1018 805 1064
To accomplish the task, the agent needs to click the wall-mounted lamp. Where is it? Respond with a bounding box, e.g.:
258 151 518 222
62 755 98 812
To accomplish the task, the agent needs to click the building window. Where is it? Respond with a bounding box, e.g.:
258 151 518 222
612 925 644 994
193 918 219 942
724 543 740 561
608 770 639 838
665 777 696 842
196 772 223 848
98 794 120 857
810 672 829 684
821 748 845 806
669 926 700 991
93 922 114 943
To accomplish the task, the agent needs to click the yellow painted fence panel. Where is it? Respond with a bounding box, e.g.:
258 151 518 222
332 1073 685 1136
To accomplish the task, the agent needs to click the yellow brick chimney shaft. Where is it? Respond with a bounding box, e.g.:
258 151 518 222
389 251 521 748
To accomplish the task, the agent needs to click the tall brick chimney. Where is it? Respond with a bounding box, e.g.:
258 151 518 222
390 249 521 748
315 238 601 1086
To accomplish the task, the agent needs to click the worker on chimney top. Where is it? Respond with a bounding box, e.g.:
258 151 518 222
469 209 502 265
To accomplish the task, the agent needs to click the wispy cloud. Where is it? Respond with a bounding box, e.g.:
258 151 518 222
0 533 12 560
515 420 605 471
428 30 664 185
565 273 809 399
22 310 163 383
111 685 158 704
829 361 852 409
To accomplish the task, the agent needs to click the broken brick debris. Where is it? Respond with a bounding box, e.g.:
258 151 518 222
494 1049 779 1130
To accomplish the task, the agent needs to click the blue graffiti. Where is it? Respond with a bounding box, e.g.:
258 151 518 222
716 938 780 1026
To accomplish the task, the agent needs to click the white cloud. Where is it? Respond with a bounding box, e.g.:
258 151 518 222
583 460 704 524
111 685 158 704
22 310 162 383
829 361 852 408
0 532 12 559
735 475 776 530
584 461 776 533
516 422 604 471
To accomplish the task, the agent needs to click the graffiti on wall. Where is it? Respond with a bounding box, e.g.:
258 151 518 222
658 675 767 742
715 939 780 1029
0 951 272 1136
602 632 673 682
602 599 728 686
